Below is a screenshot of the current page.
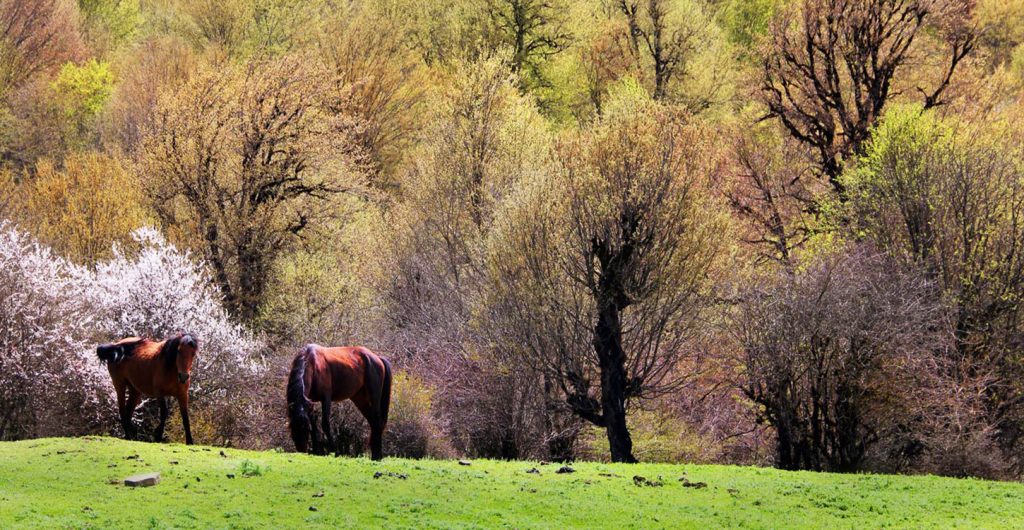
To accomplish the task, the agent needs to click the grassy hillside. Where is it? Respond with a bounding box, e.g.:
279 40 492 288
1 437 1022 529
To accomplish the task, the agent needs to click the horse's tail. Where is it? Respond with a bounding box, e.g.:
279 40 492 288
96 339 141 364
287 346 315 453
380 357 392 427
96 344 120 363
361 350 391 426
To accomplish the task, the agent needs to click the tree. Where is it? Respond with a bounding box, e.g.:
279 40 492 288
485 97 725 462
482 0 572 90
845 105 1024 462
735 246 945 472
78 0 142 54
12 153 151 263
760 0 976 193
319 4 426 188
51 59 114 149
102 36 197 155
380 55 566 460
724 124 822 266
0 0 84 97
140 54 363 322
614 0 714 101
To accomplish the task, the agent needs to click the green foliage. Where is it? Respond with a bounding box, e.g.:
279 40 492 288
840 104 953 244
718 0 779 50
78 0 142 51
2 437 1024 527
51 59 114 142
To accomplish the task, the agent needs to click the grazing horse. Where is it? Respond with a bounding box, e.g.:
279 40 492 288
96 333 198 445
287 345 392 460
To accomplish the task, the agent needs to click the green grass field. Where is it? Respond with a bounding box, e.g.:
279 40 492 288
1 437 1023 529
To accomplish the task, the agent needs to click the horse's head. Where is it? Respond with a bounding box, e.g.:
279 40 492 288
167 333 199 385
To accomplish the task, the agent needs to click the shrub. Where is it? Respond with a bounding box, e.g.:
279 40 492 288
385 371 453 459
0 220 111 440
325 369 451 459
10 153 151 263
735 245 948 472
0 220 268 444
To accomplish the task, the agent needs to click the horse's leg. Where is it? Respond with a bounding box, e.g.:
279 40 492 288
123 386 141 440
309 406 323 455
154 398 169 442
320 400 336 457
369 417 384 461
352 393 383 461
114 381 128 439
177 392 193 445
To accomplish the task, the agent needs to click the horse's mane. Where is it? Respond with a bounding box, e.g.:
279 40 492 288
160 333 196 370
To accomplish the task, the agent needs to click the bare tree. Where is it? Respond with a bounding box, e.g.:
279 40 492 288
615 0 709 101
725 127 823 266
141 55 363 321
483 0 572 90
0 0 84 97
485 101 725 462
760 0 976 193
734 246 946 472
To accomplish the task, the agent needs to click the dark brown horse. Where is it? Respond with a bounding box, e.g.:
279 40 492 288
96 333 198 444
287 345 392 460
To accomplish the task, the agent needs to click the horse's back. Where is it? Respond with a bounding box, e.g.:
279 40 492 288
107 339 176 397
305 345 383 402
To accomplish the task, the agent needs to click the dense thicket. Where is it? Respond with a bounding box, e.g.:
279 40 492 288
0 0 1022 477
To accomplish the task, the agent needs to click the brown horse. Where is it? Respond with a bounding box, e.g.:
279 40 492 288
287 345 392 460
96 333 198 445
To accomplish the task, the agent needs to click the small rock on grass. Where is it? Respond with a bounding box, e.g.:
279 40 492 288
124 472 161 487
458 460 471 466
309 506 318 512
556 466 575 474
526 468 540 474
312 491 324 498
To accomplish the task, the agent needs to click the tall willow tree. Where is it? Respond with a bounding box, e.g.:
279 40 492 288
485 95 725 462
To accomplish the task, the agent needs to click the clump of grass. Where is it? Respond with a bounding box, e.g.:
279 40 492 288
239 460 264 477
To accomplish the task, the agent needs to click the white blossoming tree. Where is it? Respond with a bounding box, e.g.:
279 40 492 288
0 221 110 439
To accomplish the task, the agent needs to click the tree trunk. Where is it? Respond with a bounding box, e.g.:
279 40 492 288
594 303 637 463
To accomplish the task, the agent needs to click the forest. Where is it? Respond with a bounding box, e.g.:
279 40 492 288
0 0 1023 480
